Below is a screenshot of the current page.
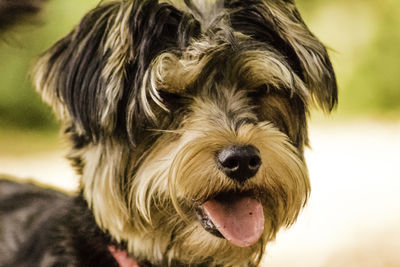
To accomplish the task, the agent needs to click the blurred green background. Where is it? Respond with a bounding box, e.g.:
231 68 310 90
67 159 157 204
0 0 399 133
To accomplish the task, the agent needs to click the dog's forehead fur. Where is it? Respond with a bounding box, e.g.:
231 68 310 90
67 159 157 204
31 0 337 266
34 0 336 145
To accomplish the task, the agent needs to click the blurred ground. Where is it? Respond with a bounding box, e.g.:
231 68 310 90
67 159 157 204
0 120 399 267
262 120 400 267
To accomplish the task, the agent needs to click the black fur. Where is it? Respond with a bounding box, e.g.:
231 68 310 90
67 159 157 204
41 1 201 145
0 179 118 266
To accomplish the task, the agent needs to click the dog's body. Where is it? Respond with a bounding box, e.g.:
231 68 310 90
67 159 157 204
0 0 337 266
0 179 120 266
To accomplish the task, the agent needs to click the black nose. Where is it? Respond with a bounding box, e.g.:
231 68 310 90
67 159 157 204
216 145 261 183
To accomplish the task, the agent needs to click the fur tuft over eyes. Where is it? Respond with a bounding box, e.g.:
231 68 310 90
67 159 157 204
34 0 337 145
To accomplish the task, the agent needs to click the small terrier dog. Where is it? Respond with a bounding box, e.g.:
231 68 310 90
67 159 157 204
0 0 337 266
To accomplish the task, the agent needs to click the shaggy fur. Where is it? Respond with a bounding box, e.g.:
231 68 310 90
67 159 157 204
0 0 337 266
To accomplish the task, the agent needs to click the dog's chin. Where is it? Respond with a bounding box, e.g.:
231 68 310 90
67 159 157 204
194 191 265 248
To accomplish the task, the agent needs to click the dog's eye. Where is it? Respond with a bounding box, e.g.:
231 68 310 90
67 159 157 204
158 91 181 101
247 86 267 99
158 91 186 109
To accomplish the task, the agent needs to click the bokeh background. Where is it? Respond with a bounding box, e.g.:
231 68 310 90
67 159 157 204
0 0 399 266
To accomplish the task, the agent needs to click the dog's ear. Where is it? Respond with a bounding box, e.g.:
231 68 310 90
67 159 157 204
34 2 127 140
227 0 338 112
34 0 194 143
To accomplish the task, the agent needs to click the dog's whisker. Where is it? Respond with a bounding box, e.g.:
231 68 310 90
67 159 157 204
146 128 184 134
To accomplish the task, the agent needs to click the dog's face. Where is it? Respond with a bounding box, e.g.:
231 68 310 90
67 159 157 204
34 0 337 266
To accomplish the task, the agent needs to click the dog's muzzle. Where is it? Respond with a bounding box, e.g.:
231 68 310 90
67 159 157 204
194 145 264 248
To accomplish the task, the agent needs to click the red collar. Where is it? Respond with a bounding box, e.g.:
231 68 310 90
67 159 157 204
108 246 140 267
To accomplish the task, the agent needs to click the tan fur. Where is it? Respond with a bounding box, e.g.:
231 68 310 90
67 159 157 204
34 52 71 124
261 0 335 111
101 2 134 132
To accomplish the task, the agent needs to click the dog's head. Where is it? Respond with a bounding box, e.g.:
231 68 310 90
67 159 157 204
34 0 337 266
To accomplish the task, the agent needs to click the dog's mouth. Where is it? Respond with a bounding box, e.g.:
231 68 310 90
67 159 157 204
195 191 264 247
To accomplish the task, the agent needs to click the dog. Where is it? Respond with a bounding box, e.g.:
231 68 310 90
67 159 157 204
0 0 337 266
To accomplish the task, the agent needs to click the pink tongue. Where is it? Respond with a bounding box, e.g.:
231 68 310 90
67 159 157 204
201 196 264 247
